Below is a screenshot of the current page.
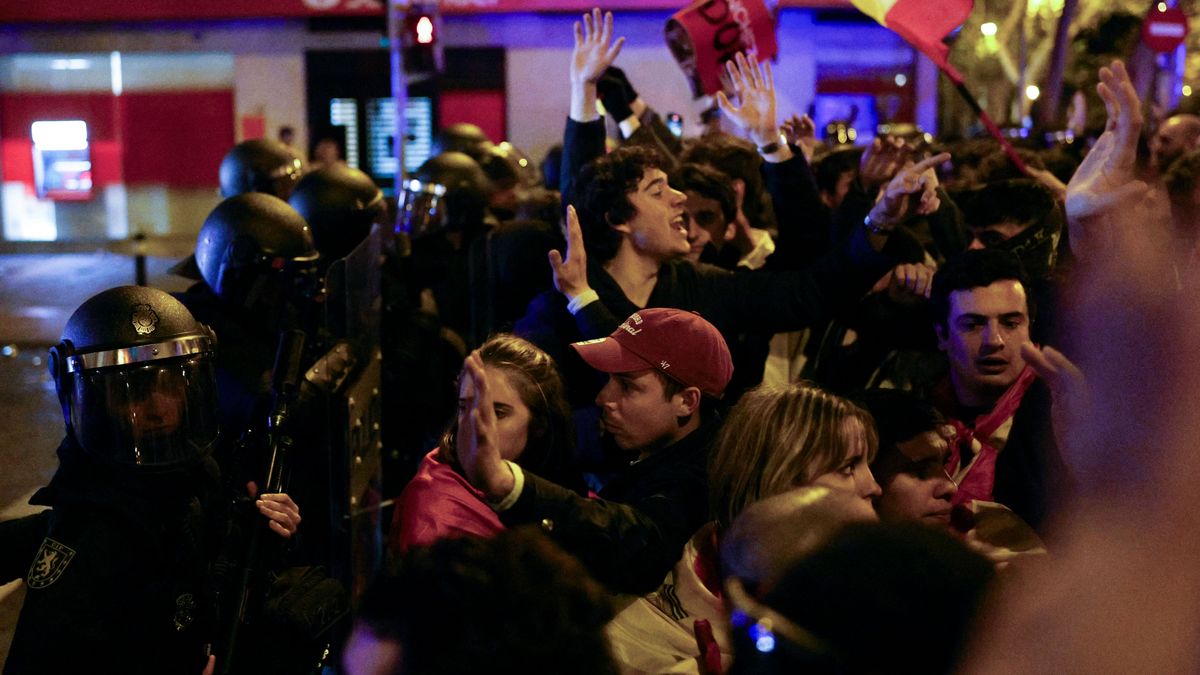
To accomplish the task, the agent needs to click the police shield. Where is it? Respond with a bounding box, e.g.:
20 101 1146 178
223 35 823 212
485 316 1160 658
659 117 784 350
308 224 384 603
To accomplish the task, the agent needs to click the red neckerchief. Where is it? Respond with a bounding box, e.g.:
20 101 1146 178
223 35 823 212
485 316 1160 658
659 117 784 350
943 366 1037 507
693 527 724 675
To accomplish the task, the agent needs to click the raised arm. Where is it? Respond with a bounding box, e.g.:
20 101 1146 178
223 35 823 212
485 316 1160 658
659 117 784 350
569 8 625 124
716 52 791 163
561 9 625 207
1065 60 1150 259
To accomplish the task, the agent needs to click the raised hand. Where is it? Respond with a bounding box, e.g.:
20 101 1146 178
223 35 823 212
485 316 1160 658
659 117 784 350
1065 60 1152 255
868 152 952 230
860 135 914 193
781 113 817 162
715 52 780 148
548 205 592 300
571 8 625 86
456 351 511 499
1020 342 1089 465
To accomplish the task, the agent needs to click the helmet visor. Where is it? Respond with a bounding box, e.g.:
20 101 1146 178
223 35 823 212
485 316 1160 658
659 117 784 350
69 355 219 468
397 179 447 238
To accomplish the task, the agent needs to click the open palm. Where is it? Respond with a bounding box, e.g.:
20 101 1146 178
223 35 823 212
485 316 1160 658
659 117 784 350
571 8 624 84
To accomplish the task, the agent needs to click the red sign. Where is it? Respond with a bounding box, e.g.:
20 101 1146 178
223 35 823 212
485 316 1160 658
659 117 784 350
665 0 778 98
1142 6 1190 53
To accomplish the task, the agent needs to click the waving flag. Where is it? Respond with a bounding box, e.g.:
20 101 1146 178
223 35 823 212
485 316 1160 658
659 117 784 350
851 0 972 83
851 0 1027 173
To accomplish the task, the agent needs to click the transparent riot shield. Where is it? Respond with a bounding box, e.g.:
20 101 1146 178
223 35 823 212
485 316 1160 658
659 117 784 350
308 224 383 605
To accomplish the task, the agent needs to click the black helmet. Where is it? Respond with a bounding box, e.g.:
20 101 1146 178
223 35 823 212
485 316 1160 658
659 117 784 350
432 123 493 162
398 151 493 238
49 286 219 469
219 139 305 200
288 164 385 263
195 193 320 311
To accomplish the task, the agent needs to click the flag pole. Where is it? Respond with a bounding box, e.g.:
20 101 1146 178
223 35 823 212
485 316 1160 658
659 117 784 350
938 63 1030 175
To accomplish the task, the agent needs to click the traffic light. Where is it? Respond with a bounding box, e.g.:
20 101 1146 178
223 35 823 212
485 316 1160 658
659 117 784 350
403 3 442 76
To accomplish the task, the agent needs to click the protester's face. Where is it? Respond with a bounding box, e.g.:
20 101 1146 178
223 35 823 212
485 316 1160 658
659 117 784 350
682 190 730 261
1151 118 1197 172
342 623 402 675
619 169 689 262
811 417 882 505
595 369 685 454
458 365 531 462
937 280 1030 405
967 220 1029 250
875 428 957 528
820 170 856 211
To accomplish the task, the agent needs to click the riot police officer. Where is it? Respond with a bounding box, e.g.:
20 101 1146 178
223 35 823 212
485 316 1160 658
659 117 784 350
0 286 300 675
182 192 321 439
219 138 305 201
172 139 307 282
288 164 386 270
431 122 493 162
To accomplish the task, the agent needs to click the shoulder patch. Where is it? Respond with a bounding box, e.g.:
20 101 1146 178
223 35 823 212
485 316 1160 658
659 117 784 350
26 537 76 589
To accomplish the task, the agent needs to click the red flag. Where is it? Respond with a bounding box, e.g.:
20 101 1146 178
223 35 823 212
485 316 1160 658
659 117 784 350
850 0 973 83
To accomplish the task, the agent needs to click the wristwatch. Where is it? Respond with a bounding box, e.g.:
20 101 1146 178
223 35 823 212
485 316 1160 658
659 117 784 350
757 140 782 154
757 133 786 154
862 213 893 235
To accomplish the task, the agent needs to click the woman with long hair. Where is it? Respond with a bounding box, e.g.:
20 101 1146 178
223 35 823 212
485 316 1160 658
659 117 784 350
608 382 882 675
390 334 580 554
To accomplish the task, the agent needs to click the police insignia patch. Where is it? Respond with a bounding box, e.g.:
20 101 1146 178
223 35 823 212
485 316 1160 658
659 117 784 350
131 303 159 335
174 593 197 632
27 538 76 589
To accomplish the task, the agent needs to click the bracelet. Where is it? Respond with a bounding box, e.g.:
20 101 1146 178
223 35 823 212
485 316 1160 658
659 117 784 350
863 213 893 236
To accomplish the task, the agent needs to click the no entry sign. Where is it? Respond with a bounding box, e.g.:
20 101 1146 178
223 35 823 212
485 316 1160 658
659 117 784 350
1143 6 1190 53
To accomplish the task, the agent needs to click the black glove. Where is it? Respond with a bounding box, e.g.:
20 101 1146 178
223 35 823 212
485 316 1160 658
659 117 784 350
597 67 636 122
605 66 638 102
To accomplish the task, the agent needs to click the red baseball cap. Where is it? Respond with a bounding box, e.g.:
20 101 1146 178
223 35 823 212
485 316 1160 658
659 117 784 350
571 308 733 398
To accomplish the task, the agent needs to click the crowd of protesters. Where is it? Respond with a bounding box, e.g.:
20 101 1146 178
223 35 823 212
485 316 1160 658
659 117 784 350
357 6 1200 672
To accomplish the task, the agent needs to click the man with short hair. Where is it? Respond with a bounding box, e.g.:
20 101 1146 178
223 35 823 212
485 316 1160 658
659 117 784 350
856 389 958 528
459 307 733 594
1150 113 1200 175
927 248 1071 530
668 163 739 266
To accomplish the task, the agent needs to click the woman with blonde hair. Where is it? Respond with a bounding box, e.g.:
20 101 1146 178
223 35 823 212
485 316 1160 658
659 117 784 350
709 382 881 531
607 383 881 675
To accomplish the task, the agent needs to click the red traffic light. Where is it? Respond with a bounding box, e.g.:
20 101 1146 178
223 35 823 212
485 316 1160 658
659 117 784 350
415 16 434 45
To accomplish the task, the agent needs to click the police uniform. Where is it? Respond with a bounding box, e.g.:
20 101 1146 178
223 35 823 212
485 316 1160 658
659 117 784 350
1 286 223 674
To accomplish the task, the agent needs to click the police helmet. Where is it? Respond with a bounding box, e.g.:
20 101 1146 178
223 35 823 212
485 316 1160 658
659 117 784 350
194 193 320 310
219 139 305 200
49 286 219 469
432 123 494 162
288 164 385 263
398 151 493 238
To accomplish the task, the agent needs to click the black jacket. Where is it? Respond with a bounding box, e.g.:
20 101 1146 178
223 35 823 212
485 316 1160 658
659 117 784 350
525 117 895 406
501 418 719 595
2 439 218 675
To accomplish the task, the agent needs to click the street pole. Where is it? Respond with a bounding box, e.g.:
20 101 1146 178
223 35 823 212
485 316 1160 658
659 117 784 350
389 0 409 195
